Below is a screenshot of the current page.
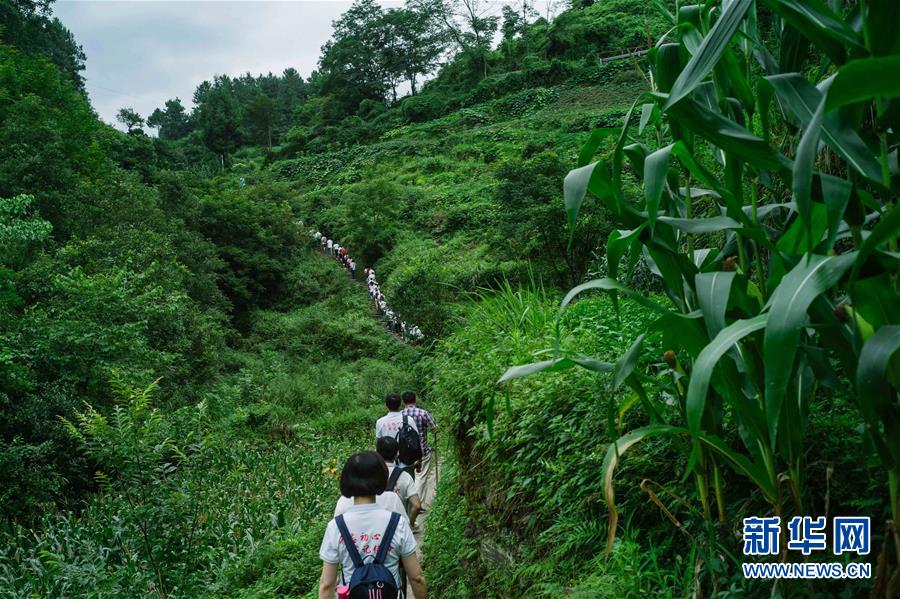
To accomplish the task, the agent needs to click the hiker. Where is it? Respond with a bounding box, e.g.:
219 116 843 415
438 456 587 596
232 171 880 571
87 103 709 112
376 393 421 473
376 436 421 527
376 394 418 440
326 238 333 255
341 246 348 258
401 392 438 511
318 452 427 599
350 260 357 279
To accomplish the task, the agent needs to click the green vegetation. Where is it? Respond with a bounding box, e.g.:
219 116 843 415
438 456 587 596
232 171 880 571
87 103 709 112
1 0 898 597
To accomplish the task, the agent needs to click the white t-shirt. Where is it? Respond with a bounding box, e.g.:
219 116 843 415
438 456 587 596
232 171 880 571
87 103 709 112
320 503 417 588
387 465 417 512
327 239 333 248
375 412 418 440
334 492 407 520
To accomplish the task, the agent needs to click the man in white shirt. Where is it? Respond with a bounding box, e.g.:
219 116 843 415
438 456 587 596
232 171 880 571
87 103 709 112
375 394 418 467
326 238 333 255
376 436 420 527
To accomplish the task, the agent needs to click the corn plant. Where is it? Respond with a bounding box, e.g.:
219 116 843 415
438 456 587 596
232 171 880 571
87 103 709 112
501 0 899 578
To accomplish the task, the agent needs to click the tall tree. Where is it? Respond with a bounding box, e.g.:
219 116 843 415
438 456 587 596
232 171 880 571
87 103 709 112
384 1 448 97
317 0 389 113
194 76 241 169
115 107 144 134
438 0 499 78
147 98 191 140
244 93 275 152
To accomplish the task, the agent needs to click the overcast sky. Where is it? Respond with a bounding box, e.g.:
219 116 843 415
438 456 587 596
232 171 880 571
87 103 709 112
54 1 557 130
54 1 393 127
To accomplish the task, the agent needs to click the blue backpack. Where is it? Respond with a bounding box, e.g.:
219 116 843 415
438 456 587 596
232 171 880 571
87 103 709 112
335 512 401 599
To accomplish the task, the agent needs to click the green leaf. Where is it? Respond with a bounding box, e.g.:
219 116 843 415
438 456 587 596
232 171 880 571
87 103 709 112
792 95 826 253
664 0 754 110
766 74 883 184
577 128 619 168
560 278 668 314
613 334 645 391
855 326 900 465
607 226 645 281
639 103 657 135
851 202 900 281
696 432 777 501
660 93 791 173
657 215 744 234
853 274 900 328
644 144 674 229
686 313 768 436
695 271 737 338
821 174 852 252
759 0 863 64
498 356 614 384
601 425 686 558
826 57 900 111
764 253 857 443
563 161 614 237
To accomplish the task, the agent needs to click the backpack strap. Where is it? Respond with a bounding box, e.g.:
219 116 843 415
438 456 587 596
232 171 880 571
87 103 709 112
386 467 404 492
374 512 401 565
334 515 365 569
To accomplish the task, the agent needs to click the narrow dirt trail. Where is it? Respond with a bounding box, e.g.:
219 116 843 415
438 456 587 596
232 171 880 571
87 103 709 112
316 244 440 598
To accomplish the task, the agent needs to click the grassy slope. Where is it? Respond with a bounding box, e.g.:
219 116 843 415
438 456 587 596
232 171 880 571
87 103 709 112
264 64 647 342
0 248 421 597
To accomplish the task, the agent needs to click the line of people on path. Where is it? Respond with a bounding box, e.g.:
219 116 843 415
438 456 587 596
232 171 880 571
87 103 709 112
365 268 424 342
311 230 425 343
318 391 438 599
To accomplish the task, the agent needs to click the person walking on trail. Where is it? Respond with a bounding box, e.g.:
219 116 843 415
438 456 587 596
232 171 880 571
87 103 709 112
377 437 421 528
326 238 333 255
318 452 427 599
350 259 357 279
401 391 438 511
376 393 421 474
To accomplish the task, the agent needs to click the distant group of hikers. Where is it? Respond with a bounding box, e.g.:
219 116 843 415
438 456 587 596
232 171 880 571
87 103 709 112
318 391 437 599
311 230 425 342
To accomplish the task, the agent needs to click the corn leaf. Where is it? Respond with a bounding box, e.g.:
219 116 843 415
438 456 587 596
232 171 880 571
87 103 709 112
792 95 826 253
601 425 686 558
766 74 883 184
855 326 900 465
664 0 753 110
560 278 667 314
498 356 615 384
644 144 674 229
764 253 857 443
759 0 862 64
695 271 737 338
686 313 768 436
826 57 900 111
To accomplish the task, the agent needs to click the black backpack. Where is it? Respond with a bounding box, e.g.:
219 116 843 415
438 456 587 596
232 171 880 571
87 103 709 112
385 467 404 493
335 512 401 599
396 414 422 466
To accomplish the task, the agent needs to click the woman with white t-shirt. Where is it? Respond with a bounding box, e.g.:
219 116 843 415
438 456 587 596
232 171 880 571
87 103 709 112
318 452 427 599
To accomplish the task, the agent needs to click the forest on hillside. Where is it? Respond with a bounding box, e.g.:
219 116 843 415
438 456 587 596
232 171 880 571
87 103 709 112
1 0 899 597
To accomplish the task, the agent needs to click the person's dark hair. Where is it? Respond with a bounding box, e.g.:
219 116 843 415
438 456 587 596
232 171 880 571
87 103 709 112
376 436 399 462
340 451 388 497
402 390 417 405
385 393 402 411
